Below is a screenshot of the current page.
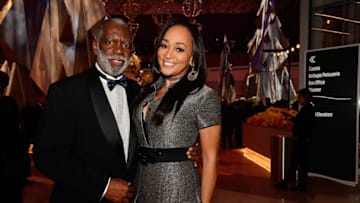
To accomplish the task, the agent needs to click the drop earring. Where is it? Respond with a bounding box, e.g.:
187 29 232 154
187 63 198 81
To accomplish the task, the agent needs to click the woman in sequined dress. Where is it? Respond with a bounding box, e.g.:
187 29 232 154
132 17 221 203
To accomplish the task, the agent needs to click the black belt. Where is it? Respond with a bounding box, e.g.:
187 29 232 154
138 147 188 165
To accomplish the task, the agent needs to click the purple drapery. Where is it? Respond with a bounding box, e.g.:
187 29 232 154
219 35 236 104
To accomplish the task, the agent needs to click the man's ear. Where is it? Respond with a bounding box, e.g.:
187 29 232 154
92 40 98 56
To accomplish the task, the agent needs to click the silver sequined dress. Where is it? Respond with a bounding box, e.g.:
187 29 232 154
133 78 221 203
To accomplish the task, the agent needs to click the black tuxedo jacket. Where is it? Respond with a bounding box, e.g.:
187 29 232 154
34 67 140 203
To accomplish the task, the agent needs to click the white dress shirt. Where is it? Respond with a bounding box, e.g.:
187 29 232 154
95 63 130 161
95 64 131 200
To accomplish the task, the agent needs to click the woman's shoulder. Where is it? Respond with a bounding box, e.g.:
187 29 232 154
188 85 221 105
193 85 219 97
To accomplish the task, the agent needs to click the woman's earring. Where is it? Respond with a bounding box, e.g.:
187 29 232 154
187 63 198 81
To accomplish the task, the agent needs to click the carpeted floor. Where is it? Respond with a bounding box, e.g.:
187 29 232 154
23 149 360 203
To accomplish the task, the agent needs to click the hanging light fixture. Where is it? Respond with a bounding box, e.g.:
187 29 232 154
152 0 172 29
182 0 203 30
123 0 141 39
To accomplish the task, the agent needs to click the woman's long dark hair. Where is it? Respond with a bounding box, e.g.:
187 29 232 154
134 17 207 125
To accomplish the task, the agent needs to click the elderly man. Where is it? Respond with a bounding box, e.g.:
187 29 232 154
34 17 139 203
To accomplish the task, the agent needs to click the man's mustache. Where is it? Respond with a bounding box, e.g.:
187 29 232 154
104 54 128 61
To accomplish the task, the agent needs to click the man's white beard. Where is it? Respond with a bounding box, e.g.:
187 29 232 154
97 46 130 77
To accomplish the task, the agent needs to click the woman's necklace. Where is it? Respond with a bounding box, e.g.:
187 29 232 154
155 76 181 99
166 76 181 81
165 77 181 91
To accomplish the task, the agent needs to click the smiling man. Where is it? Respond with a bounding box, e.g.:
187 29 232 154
33 17 140 203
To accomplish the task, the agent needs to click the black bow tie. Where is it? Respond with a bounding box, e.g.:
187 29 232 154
106 77 127 90
98 71 128 90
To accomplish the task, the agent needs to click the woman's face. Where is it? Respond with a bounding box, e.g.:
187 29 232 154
157 25 194 79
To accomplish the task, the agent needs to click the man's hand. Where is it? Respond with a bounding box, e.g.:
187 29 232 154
105 178 134 203
187 142 201 167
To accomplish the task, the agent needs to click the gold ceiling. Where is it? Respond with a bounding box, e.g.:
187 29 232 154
104 0 259 15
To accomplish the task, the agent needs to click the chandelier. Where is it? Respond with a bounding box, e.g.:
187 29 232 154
152 0 173 29
182 0 203 30
123 0 141 39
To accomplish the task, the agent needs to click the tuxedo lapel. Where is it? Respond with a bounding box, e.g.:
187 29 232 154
88 68 125 158
127 127 137 168
125 80 139 168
